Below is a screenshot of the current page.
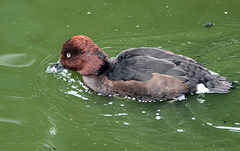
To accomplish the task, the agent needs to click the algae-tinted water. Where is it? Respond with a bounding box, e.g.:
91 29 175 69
1 0 240 150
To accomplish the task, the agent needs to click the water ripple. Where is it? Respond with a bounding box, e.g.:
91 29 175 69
214 126 240 133
0 118 22 125
0 53 35 67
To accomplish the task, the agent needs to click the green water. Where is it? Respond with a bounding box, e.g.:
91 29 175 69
1 0 240 150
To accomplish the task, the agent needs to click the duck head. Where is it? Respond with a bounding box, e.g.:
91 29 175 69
48 35 109 75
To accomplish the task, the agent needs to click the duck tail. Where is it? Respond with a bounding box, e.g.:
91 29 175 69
208 75 233 93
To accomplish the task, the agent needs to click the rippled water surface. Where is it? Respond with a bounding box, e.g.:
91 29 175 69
1 0 240 150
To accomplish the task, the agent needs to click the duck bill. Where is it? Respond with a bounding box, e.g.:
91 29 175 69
46 59 66 73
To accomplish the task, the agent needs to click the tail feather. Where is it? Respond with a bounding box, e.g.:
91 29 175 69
208 75 232 93
209 88 230 94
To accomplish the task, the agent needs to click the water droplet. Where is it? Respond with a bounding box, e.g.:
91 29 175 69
155 116 162 120
117 113 128 116
207 122 213 126
177 129 184 132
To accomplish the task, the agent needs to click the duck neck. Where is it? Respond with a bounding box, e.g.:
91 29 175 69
82 74 107 95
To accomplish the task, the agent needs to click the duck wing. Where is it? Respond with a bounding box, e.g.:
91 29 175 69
107 47 188 81
106 47 232 93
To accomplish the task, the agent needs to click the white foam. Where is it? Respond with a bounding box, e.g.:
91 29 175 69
196 83 209 94
49 127 57 135
65 90 88 100
197 98 206 103
177 95 186 101
45 65 55 73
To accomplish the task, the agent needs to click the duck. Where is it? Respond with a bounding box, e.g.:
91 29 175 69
48 35 232 102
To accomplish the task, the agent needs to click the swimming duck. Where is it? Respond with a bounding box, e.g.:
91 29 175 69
48 35 232 102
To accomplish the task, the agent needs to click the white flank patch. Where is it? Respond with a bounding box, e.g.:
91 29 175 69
196 83 209 94
209 70 219 76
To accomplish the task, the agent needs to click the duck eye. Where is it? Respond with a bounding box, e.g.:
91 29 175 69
66 53 71 58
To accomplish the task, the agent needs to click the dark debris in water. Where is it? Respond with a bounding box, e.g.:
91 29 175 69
204 22 214 27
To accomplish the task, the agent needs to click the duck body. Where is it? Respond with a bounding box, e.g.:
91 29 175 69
52 35 232 102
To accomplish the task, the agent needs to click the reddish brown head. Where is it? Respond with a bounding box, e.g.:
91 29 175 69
60 35 109 76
